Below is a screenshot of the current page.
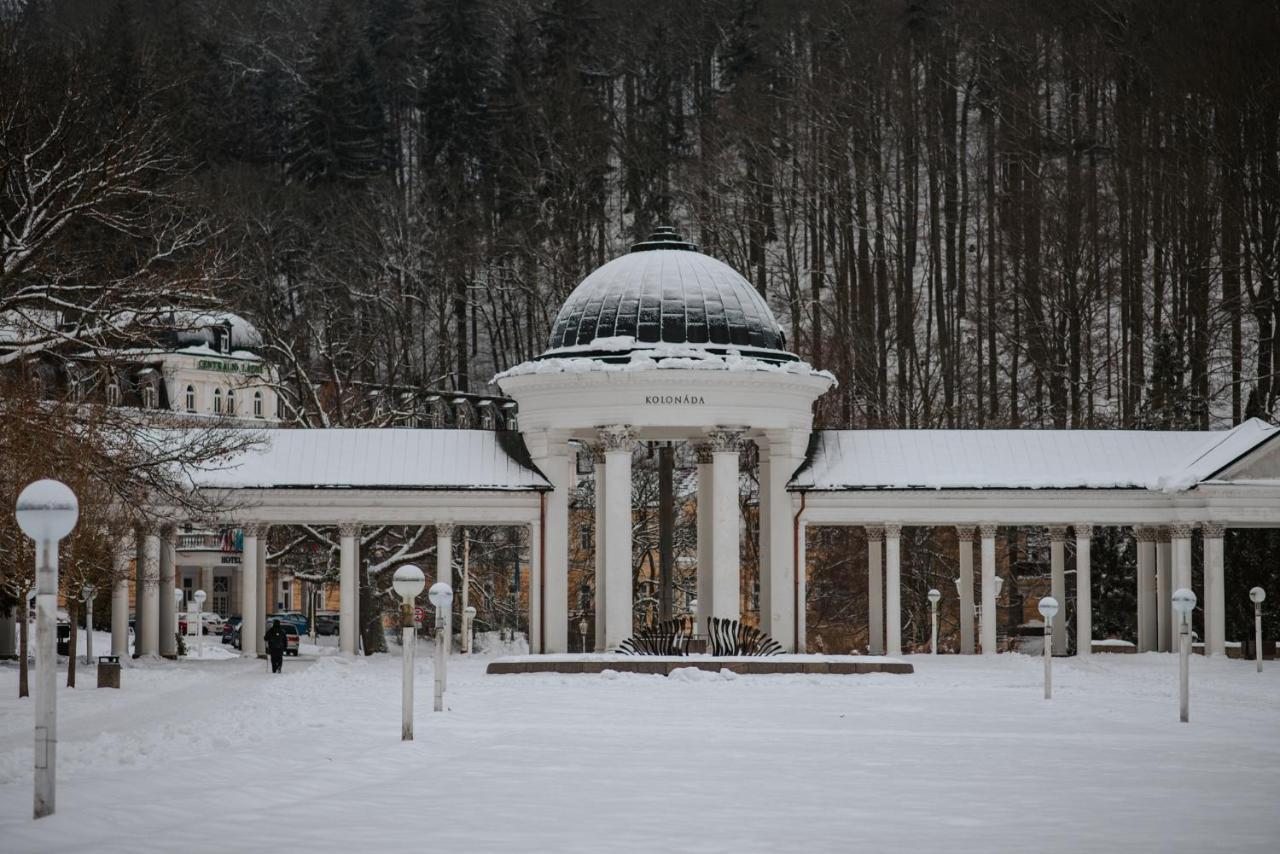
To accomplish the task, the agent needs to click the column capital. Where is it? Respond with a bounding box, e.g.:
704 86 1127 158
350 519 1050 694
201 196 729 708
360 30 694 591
978 523 998 539
1134 526 1157 543
865 525 885 541
337 522 361 538
706 427 745 453
1169 522 1196 540
1047 525 1068 543
597 424 637 452
1156 526 1172 544
1200 522 1225 539
1073 523 1094 540
883 522 902 538
436 521 457 538
588 442 606 465
955 526 975 543
242 522 267 537
692 442 714 464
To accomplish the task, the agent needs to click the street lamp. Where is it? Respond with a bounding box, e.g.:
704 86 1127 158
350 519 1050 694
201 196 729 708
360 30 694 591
392 565 426 740
1172 588 1196 723
193 590 207 659
15 478 79 820
1038 597 1059 700
464 605 477 654
1250 587 1266 673
428 581 453 712
79 585 97 666
927 589 941 655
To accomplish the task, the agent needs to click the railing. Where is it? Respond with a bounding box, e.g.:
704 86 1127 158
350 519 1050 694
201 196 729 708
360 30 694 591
177 533 233 551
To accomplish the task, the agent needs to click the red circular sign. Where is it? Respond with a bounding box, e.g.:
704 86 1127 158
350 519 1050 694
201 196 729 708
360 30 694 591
413 606 426 623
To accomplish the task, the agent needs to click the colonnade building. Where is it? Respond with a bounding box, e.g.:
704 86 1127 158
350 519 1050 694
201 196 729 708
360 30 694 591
103 229 1280 660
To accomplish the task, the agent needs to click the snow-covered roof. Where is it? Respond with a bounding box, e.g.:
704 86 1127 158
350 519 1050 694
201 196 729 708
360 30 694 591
789 419 1280 492
169 310 263 350
191 429 550 491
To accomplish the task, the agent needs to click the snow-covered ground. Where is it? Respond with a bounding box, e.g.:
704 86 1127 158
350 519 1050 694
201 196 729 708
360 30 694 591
1 641 1277 853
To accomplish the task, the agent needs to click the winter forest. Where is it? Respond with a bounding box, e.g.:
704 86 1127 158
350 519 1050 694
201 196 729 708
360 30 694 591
7 0 1280 432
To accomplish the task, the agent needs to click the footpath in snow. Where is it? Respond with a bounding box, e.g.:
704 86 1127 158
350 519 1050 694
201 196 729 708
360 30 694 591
0 643 1277 854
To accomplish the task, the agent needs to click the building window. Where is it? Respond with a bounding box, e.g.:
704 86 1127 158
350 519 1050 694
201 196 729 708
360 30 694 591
106 380 121 407
213 388 222 414
141 384 157 410
253 390 263 418
226 388 235 415
185 385 196 412
579 524 592 550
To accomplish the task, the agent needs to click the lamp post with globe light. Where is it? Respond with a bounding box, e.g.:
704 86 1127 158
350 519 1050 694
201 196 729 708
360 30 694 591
15 479 79 819
392 565 426 740
1249 587 1266 673
173 588 184 654
1172 588 1196 723
429 581 453 712
464 605 477 654
927 589 941 654
1038 597 1059 699
193 590 207 658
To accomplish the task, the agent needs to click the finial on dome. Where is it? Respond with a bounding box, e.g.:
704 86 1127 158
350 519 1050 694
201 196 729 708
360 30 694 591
630 225 698 253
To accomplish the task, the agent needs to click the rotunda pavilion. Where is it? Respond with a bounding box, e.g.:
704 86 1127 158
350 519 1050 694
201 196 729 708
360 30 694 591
89 228 1280 663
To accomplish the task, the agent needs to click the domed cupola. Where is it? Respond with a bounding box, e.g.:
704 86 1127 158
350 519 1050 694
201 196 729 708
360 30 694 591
541 227 796 364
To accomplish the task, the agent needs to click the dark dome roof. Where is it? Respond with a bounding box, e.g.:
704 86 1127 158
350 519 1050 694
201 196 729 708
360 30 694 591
542 227 793 363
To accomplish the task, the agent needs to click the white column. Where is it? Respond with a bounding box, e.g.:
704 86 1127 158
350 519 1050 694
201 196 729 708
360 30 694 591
957 527 975 654
796 521 808 652
436 522 455 648
1075 523 1093 657
760 432 802 649
111 538 132 658
1049 526 1067 655
527 521 542 652
1202 523 1226 657
1156 527 1172 652
158 525 177 658
1171 523 1194 652
1136 527 1157 652
866 526 885 655
979 523 997 655
708 428 744 623
601 426 636 650
592 445 607 651
199 566 214 606
337 522 359 655
694 443 713 636
134 531 144 655
138 529 160 657
885 523 902 657
240 524 260 657
256 529 269 653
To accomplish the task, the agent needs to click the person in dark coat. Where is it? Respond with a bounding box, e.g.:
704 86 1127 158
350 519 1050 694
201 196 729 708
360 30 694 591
264 619 288 673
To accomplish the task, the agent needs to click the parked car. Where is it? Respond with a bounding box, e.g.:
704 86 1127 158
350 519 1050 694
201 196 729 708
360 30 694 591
201 613 225 635
269 612 309 635
314 613 339 636
222 615 242 644
231 620 299 656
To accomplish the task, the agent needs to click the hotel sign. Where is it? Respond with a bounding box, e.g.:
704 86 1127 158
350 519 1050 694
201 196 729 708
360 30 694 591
198 359 263 375
645 394 705 405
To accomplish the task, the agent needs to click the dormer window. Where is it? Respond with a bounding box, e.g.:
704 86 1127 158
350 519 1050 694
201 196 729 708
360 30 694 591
142 384 157 409
253 390 263 418
213 388 223 414
185 385 196 412
106 379 121 407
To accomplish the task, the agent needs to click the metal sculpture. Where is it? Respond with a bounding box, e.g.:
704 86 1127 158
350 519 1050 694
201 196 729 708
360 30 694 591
616 616 692 656
707 617 783 657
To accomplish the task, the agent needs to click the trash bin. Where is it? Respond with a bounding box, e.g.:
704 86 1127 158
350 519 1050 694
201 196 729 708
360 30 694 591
56 623 71 656
97 655 121 689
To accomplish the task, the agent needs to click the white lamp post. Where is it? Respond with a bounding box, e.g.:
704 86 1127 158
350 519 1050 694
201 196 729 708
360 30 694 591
1038 596 1059 700
1250 587 1266 673
1172 588 1196 723
79 584 96 666
579 616 589 654
464 605 477 654
927 589 941 655
429 581 453 712
15 479 79 820
193 590 207 658
392 565 426 740
173 588 184 654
